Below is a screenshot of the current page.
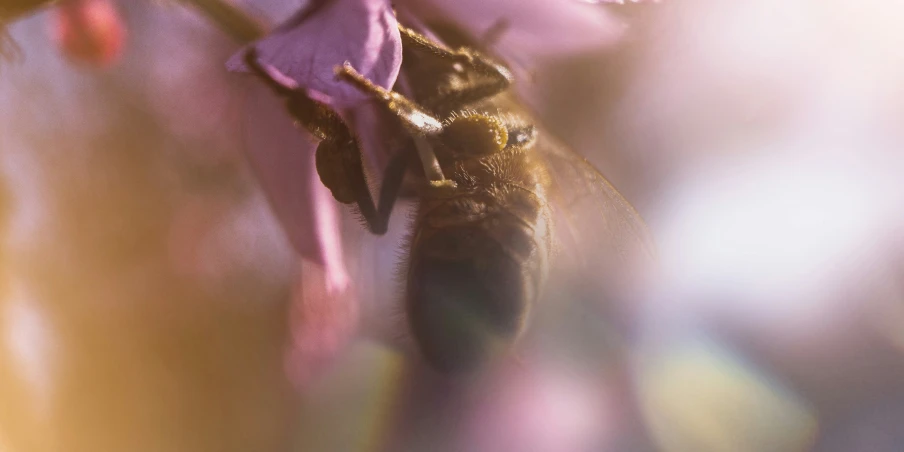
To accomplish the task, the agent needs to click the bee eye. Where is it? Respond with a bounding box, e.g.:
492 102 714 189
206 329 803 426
442 114 508 155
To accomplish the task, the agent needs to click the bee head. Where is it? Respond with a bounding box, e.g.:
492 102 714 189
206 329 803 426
440 112 508 156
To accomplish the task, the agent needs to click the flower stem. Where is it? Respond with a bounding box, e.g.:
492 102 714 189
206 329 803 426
177 0 267 43
1 0 57 22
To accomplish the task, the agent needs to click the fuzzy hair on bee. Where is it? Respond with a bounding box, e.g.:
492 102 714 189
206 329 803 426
243 20 652 374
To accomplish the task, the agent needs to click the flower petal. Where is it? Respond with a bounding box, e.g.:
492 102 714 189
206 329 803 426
463 363 608 452
396 0 627 60
241 80 349 286
51 0 125 67
285 261 358 390
227 0 401 109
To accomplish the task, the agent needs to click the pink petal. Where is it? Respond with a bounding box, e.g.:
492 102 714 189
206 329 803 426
582 0 662 3
462 363 608 452
167 195 232 280
241 81 349 286
51 0 126 67
284 262 359 390
395 0 627 60
227 0 401 109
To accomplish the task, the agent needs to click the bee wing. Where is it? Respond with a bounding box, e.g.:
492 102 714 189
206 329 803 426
535 132 655 304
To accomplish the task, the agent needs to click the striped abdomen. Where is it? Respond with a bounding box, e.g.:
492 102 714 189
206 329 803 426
405 150 551 372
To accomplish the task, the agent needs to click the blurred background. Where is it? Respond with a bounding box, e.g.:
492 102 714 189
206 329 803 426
1 0 903 451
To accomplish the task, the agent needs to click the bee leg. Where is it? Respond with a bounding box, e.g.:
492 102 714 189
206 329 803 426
243 48 348 142
334 62 443 135
397 24 514 107
317 138 410 235
335 63 457 191
372 144 414 231
244 48 408 235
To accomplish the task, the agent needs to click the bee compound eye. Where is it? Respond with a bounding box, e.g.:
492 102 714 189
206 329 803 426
442 114 509 155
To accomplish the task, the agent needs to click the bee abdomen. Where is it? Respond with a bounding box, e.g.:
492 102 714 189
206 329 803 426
406 192 551 373
406 234 531 373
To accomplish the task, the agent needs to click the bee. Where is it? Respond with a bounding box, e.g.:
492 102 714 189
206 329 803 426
243 22 652 373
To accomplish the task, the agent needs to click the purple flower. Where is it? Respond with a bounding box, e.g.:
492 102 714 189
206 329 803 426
396 0 629 61
227 0 402 108
229 0 652 386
